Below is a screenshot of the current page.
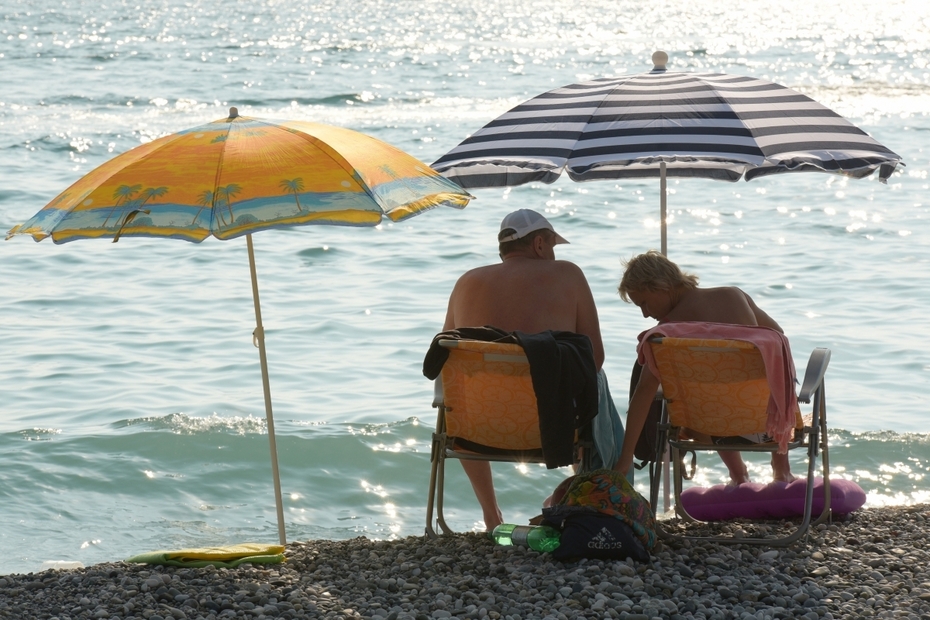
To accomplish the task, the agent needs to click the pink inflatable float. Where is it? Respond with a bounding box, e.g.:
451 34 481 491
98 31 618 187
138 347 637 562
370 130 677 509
679 477 866 521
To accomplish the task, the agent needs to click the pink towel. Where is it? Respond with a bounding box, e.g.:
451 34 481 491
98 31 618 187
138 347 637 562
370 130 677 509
636 322 800 453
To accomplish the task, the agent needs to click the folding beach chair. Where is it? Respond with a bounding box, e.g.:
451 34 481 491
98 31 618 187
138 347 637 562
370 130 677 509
645 334 832 546
425 339 593 536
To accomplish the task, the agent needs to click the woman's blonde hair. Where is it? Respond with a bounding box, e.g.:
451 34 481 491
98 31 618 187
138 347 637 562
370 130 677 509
618 250 699 302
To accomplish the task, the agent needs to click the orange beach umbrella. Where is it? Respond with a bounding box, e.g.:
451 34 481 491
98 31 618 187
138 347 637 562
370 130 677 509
7 107 472 544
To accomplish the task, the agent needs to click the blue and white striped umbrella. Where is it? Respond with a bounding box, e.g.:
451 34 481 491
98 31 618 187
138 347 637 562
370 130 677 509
433 52 903 253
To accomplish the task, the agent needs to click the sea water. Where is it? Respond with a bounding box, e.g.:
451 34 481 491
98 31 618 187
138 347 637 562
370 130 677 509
1 0 928 575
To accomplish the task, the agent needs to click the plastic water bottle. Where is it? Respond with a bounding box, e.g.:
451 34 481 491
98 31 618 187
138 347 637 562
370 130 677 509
491 524 561 552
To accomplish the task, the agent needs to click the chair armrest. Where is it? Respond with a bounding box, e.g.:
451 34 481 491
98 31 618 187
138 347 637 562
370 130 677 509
798 347 831 403
432 378 444 408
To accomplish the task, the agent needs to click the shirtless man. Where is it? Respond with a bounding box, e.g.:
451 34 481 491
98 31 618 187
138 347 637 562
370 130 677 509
442 208 605 530
612 250 794 485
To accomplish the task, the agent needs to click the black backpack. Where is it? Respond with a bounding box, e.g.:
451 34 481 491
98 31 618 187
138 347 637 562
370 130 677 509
541 505 650 562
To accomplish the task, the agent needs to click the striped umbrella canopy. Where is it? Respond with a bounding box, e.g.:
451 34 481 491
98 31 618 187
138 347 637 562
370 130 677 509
7 108 472 544
432 51 902 254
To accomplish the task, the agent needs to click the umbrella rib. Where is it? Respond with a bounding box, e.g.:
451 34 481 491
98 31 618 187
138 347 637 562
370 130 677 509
286 128 384 208
209 118 240 234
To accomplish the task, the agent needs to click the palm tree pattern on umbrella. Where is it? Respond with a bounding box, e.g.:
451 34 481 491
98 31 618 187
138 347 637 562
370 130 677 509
111 186 168 241
216 184 241 227
279 178 304 212
193 190 216 226
103 184 143 226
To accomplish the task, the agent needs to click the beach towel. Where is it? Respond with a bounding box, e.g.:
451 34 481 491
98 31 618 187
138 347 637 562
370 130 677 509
589 369 627 476
126 543 286 568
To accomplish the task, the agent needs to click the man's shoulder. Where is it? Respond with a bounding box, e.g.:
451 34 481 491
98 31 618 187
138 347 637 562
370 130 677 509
456 262 501 281
551 259 590 283
492 257 582 272
455 259 587 287
450 263 502 292
515 258 588 280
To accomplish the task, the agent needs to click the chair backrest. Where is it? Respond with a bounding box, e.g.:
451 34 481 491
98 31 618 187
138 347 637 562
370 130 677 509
437 339 541 451
648 336 802 437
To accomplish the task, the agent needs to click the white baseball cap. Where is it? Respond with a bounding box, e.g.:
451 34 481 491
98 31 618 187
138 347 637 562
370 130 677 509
497 209 569 244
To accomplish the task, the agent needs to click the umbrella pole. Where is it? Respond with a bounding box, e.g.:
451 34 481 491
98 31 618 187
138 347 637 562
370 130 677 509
660 161 668 256
658 161 671 514
246 233 287 545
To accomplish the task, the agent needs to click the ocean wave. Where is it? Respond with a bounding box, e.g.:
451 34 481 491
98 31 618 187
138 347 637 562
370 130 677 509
114 412 269 435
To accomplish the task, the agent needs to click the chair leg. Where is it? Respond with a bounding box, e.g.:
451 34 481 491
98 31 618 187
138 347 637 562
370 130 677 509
652 406 683 542
425 413 442 537
434 452 453 535
652 457 675 542
648 459 661 514
425 456 440 537
426 406 454 537
579 422 595 473
671 444 697 523
812 388 832 527
649 403 670 513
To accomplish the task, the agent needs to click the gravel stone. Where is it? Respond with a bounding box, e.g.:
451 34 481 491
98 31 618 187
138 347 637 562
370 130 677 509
1 505 930 619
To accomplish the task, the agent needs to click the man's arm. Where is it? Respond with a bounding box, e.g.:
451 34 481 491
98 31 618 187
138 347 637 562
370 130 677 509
443 273 469 331
613 364 660 476
442 293 456 331
573 267 605 369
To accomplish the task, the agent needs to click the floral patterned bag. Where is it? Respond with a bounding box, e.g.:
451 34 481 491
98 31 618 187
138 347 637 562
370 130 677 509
541 469 656 561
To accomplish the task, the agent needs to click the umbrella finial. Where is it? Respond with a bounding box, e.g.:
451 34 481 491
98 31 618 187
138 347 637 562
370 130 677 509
652 51 668 72
228 107 239 119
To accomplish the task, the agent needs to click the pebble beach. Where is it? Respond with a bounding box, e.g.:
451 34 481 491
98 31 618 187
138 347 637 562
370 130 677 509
2 504 928 620
3 0 930 576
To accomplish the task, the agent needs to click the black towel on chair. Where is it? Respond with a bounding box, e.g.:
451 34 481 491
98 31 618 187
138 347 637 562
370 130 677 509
514 330 598 469
422 326 514 380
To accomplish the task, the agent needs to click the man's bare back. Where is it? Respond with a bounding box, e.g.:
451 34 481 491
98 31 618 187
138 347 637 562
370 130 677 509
444 257 605 367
